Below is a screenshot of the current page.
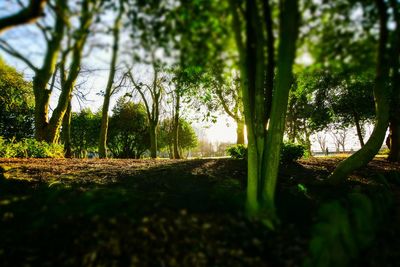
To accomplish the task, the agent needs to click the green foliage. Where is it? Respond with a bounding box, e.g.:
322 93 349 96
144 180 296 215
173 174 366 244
227 143 305 163
158 118 198 156
280 142 305 163
0 58 34 140
226 144 247 159
70 108 101 158
108 98 150 158
304 189 393 267
0 137 64 158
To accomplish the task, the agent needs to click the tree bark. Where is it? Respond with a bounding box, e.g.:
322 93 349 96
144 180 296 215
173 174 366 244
326 0 391 185
236 120 245 144
98 0 123 158
262 0 299 222
62 100 72 158
173 90 181 159
149 123 157 158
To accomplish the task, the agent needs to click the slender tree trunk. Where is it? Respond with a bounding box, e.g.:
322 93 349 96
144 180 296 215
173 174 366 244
62 100 72 158
236 120 245 144
173 90 181 159
326 0 390 185
354 113 365 147
149 123 157 158
98 0 123 158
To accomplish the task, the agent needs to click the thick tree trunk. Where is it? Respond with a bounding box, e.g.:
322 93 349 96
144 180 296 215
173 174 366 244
149 123 157 159
62 100 72 158
236 120 245 144
173 91 181 159
98 0 123 159
326 0 390 185
33 79 52 141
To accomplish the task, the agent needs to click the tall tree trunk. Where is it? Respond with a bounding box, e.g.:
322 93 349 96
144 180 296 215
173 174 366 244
261 0 299 223
326 0 390 185
354 112 365 147
173 90 181 159
149 123 157 158
62 100 72 158
236 120 245 144
98 0 123 158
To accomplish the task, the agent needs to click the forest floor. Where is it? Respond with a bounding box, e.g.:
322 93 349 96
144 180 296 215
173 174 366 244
0 157 399 267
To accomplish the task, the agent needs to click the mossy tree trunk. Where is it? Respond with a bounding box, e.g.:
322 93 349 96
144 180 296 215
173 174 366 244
229 0 300 227
236 121 245 145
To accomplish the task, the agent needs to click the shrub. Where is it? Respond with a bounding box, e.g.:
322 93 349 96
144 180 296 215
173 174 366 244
0 137 64 158
226 144 247 159
280 142 305 163
226 142 305 163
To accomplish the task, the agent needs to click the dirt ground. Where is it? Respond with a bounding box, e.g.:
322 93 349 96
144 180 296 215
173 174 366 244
0 157 399 267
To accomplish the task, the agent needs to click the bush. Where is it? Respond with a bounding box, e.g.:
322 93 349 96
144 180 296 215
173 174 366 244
226 142 305 163
0 137 64 158
280 142 305 163
226 144 247 159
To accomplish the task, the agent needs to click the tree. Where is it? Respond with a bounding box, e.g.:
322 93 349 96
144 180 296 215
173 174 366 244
326 0 391 184
69 109 101 158
99 0 125 158
0 0 102 143
127 65 164 159
205 70 245 145
0 0 47 33
229 0 300 226
158 118 198 158
0 58 34 140
108 98 149 159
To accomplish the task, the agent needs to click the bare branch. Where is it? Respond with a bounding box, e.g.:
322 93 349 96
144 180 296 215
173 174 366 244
0 39 38 71
0 0 48 33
